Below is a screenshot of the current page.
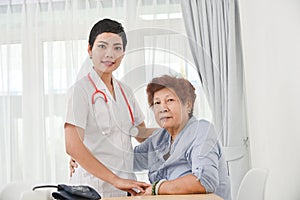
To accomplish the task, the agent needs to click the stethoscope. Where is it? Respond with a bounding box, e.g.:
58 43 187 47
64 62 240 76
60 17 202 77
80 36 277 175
87 72 138 137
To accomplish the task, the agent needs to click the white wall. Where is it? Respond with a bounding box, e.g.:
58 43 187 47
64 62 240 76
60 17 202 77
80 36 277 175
240 0 300 199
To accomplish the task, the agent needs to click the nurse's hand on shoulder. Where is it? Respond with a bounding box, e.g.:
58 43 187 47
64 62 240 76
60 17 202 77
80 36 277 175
113 178 150 196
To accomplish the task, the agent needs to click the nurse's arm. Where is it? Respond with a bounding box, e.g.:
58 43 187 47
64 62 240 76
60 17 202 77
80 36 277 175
64 123 149 195
135 122 157 143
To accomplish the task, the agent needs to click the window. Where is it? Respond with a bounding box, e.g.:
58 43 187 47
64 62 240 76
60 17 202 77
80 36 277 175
43 40 87 93
0 43 23 183
1 0 212 185
0 44 22 94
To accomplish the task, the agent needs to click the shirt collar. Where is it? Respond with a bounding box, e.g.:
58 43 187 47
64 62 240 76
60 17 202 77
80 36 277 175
169 116 197 146
89 68 116 91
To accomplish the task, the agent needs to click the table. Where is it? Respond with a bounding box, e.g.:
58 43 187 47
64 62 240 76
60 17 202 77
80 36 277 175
102 194 223 200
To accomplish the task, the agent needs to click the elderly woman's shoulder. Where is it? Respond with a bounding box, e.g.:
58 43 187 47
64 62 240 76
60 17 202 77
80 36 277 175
198 119 210 125
191 118 214 128
189 118 217 136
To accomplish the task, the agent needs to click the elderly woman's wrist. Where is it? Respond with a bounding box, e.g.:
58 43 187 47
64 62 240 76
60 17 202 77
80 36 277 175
151 180 159 195
152 179 167 195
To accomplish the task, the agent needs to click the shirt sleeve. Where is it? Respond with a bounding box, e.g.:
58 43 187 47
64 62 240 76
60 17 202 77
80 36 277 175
189 122 221 193
133 137 151 171
64 83 89 130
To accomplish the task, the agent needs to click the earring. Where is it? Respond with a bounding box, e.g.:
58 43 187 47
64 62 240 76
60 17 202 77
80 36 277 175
89 55 92 59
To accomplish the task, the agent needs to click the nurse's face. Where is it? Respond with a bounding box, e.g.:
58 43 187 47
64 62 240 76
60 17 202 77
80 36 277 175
152 88 190 135
88 32 124 74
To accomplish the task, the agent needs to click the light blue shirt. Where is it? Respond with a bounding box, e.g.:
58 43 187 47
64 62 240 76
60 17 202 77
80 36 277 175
134 117 231 200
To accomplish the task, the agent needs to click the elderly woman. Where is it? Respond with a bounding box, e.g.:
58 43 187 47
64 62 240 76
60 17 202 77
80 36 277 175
134 75 231 200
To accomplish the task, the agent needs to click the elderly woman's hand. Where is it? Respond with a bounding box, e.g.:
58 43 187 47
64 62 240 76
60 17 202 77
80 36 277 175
144 185 153 195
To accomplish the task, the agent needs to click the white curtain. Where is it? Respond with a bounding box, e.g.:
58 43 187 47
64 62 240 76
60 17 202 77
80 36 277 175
181 0 250 199
0 0 211 189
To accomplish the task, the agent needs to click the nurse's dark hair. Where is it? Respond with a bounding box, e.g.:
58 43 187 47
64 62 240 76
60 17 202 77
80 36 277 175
146 75 196 118
88 18 127 51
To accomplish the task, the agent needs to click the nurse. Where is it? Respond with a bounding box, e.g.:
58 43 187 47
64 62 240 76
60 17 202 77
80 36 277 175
64 18 150 197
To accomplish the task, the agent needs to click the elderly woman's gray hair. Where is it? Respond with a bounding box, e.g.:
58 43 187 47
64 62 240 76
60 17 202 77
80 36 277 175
146 75 196 117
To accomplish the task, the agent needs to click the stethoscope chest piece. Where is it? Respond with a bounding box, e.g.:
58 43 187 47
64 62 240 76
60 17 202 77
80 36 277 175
101 131 110 136
129 126 138 137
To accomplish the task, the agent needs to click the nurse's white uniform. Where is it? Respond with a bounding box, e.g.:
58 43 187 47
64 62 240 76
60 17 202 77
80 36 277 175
65 69 145 197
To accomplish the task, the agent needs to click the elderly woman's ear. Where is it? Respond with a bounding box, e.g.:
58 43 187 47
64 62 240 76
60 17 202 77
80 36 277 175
187 101 193 113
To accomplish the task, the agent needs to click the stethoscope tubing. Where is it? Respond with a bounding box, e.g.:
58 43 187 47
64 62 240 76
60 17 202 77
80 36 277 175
117 81 134 126
87 72 134 125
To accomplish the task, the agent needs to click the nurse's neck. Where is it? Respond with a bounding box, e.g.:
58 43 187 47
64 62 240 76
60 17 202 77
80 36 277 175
100 73 112 86
96 70 115 99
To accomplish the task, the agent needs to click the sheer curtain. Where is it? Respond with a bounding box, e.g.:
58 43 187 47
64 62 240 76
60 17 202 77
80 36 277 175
0 0 211 189
181 0 250 199
0 0 97 187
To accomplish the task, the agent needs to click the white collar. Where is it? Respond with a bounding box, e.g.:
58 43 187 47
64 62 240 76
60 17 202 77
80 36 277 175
89 68 117 91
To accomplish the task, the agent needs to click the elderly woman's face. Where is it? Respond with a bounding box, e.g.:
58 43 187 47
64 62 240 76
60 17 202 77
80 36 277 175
153 88 191 131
